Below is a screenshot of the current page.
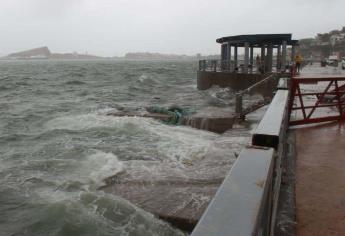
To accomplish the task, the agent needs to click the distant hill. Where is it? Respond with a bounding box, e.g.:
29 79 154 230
4 47 102 60
3 46 219 61
7 46 52 59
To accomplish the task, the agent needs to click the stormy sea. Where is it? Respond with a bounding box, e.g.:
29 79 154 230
0 60 261 236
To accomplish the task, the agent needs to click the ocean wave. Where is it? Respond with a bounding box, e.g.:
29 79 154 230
86 151 124 185
0 133 31 143
0 60 211 236
44 113 154 131
0 85 14 91
137 74 160 85
0 185 184 236
65 80 87 85
44 111 217 164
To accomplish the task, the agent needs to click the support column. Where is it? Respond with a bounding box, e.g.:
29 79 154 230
227 43 231 71
267 44 273 72
234 46 238 72
244 42 249 74
261 46 265 73
277 45 281 71
250 46 254 73
291 45 296 63
282 41 287 72
221 43 227 71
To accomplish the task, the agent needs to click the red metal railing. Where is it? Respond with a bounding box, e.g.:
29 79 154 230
288 76 345 126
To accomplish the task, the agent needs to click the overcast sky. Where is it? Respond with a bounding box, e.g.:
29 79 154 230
0 0 344 56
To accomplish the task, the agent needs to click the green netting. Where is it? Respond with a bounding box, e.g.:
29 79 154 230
146 106 195 125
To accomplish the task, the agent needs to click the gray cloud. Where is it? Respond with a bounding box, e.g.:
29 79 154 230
0 0 344 56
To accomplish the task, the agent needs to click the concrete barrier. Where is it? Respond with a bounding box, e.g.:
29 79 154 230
191 147 275 236
252 89 289 149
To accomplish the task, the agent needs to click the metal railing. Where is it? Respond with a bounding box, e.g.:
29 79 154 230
191 81 290 236
199 59 250 72
235 74 279 118
288 76 345 126
199 59 285 73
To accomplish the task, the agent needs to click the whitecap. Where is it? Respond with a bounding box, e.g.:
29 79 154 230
44 113 156 131
86 150 124 185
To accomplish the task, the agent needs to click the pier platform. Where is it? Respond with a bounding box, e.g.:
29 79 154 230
295 121 345 236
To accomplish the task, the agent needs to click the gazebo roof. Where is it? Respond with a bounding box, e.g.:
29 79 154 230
216 34 298 46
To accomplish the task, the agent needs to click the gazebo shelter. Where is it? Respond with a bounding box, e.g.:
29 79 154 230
216 34 299 73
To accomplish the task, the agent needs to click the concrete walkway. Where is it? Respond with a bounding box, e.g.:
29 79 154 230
295 121 345 236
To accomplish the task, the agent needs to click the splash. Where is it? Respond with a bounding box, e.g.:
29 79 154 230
86 151 124 185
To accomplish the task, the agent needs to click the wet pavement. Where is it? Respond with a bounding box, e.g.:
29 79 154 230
294 65 345 236
295 122 345 236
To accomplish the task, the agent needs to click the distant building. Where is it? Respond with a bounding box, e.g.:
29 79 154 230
330 34 345 46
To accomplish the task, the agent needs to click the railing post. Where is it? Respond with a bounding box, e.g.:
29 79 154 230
221 59 225 71
236 92 243 118
212 60 217 72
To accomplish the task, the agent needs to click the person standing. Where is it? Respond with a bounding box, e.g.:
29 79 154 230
295 53 303 73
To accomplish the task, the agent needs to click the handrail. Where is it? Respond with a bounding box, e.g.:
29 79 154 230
292 76 345 82
198 59 281 73
198 59 249 72
241 74 276 95
235 74 279 118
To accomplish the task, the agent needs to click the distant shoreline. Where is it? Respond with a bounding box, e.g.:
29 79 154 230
0 57 206 62
2 46 219 61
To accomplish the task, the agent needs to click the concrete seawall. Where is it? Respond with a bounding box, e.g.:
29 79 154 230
197 71 279 98
197 71 264 90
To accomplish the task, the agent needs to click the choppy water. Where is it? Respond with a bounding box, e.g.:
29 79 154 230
0 59 252 236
